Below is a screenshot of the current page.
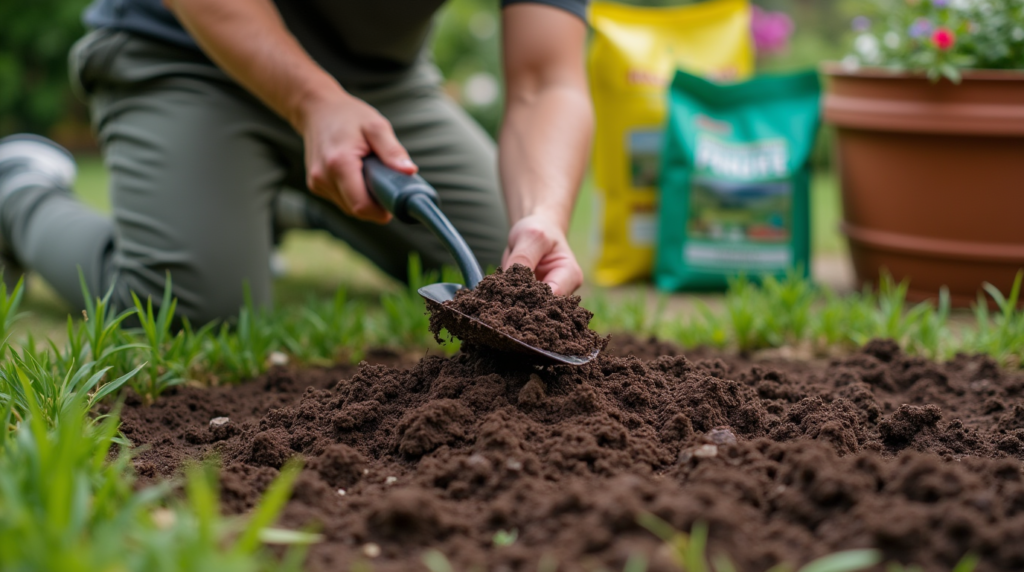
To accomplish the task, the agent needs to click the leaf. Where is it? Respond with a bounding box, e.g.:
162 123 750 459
797 549 882 572
236 458 303 554
422 549 454 572
637 512 678 543
623 553 648 572
258 527 323 545
951 553 980 572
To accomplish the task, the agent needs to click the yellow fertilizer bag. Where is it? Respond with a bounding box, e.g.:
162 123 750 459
589 0 754 286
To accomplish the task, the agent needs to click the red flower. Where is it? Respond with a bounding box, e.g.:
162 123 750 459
932 27 956 50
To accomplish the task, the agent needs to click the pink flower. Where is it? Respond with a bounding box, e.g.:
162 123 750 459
751 6 795 55
932 27 956 50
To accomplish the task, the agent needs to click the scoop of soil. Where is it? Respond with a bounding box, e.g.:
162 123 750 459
428 264 606 357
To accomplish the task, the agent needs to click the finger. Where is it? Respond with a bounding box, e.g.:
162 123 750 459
503 236 549 272
364 119 417 175
539 264 583 296
331 155 393 224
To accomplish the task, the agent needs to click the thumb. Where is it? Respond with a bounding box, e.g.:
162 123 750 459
364 121 417 175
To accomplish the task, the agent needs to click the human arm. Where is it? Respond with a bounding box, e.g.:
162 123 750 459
499 3 593 295
163 0 416 223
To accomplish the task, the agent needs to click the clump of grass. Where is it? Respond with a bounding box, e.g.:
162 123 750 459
588 269 1023 369
638 512 882 572
0 367 314 571
968 270 1024 368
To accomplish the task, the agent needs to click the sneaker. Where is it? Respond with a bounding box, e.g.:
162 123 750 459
0 134 77 191
0 134 78 291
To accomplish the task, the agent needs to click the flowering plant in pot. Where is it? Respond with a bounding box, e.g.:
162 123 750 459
823 0 1024 307
845 0 1024 81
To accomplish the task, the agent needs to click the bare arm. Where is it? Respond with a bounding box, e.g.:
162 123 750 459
500 3 593 294
164 0 416 223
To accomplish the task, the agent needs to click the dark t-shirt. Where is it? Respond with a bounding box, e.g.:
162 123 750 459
83 0 588 86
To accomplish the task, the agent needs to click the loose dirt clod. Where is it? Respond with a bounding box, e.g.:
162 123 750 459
428 264 606 356
121 339 1024 572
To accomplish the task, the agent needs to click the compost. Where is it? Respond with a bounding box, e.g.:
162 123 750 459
119 336 1024 572
428 264 606 357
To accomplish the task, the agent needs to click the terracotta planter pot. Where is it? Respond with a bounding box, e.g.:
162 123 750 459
822 64 1024 307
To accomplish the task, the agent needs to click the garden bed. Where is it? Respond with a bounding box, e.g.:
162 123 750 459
121 335 1024 572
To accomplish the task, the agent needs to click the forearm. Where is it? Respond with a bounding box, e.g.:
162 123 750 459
165 0 343 131
499 86 593 233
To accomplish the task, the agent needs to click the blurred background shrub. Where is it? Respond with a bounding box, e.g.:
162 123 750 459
0 0 91 142
0 0 866 145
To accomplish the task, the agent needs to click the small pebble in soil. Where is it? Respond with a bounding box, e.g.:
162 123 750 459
362 543 381 559
209 417 229 428
384 476 397 486
693 444 719 458
267 351 289 367
337 489 346 496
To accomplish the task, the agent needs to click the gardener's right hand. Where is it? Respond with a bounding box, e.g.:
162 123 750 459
298 90 417 224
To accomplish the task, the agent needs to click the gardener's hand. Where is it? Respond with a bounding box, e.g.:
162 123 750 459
299 91 417 224
503 214 583 296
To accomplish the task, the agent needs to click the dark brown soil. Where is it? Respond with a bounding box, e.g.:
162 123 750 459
120 338 1024 572
428 264 606 357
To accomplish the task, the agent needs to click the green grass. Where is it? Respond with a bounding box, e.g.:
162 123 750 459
0 336 315 572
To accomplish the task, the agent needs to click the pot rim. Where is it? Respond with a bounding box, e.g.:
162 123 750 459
820 61 1024 81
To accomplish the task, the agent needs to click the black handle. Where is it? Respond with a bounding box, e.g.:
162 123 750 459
363 156 439 224
362 156 484 289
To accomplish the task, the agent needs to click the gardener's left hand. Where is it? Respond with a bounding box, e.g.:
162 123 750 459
502 214 583 296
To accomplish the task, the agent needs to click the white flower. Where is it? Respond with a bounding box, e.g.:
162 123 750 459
884 31 901 50
854 34 882 65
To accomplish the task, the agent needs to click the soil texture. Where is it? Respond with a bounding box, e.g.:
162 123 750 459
120 338 1024 572
428 264 606 357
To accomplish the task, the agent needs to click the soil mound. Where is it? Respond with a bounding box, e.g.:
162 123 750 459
119 339 1024 572
428 264 606 356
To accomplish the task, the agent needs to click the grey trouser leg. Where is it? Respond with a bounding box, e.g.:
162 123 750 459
9 30 506 323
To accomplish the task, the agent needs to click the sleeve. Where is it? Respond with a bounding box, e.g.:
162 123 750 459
500 0 589 22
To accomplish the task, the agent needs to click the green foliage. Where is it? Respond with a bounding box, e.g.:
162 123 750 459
846 0 1024 82
0 372 310 572
590 269 1024 370
79 270 140 365
432 0 503 136
423 549 455 572
492 528 519 547
885 553 979 572
0 0 90 136
638 513 881 572
967 271 1024 368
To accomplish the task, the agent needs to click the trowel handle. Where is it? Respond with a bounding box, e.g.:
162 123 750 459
363 155 438 224
363 156 484 289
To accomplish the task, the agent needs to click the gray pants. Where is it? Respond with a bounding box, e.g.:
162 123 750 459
7 30 507 323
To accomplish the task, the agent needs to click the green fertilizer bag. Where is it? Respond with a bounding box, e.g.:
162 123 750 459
655 70 821 291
